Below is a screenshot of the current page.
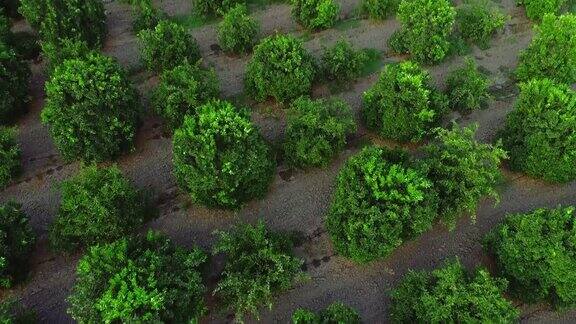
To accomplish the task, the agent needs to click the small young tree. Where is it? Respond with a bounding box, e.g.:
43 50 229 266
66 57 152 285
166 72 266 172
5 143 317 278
516 13 576 84
500 78 576 183
424 124 507 229
213 221 305 321
292 303 361 324
193 0 246 17
217 4 260 54
292 0 340 30
395 0 456 64
152 62 220 130
390 260 519 323
456 0 506 49
0 43 31 124
445 58 492 112
484 206 576 308
173 100 275 209
19 0 106 63
516 0 566 21
283 97 356 168
68 231 207 323
0 127 20 189
138 20 201 72
363 61 448 142
320 40 367 83
362 0 399 20
326 146 438 263
41 52 141 162
0 202 35 288
49 165 152 252
245 34 316 103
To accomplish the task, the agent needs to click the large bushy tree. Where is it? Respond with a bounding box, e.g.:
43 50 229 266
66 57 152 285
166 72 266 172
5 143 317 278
245 34 316 103
0 127 20 189
138 20 201 72
0 43 30 124
19 0 106 64
394 0 456 64
363 61 448 142
485 206 576 308
41 52 141 162
326 146 438 263
424 124 507 228
173 100 275 209
390 260 519 323
0 202 35 288
291 0 340 30
516 0 566 21
68 231 207 323
516 13 576 84
217 4 260 54
49 165 152 252
283 97 356 168
213 221 305 321
152 61 219 130
500 78 576 183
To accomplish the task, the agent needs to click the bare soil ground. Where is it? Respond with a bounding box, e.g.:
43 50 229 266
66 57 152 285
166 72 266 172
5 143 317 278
2 0 576 323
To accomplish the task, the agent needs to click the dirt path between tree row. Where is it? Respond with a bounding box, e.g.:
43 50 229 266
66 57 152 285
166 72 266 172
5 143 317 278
2 0 575 323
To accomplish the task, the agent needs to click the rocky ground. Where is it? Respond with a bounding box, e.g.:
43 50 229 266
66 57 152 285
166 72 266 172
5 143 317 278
2 0 576 323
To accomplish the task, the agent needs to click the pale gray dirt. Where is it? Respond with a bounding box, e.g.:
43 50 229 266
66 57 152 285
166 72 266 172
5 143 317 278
1 0 575 323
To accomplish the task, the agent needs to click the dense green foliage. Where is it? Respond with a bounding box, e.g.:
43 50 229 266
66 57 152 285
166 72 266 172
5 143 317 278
390 260 519 323
245 34 316 103
326 146 438 263
485 206 576 308
445 58 491 112
42 38 91 72
362 0 399 20
321 40 367 83
516 0 566 20
516 13 576 84
395 0 456 64
292 302 361 324
41 52 140 162
424 124 507 229
0 202 35 288
193 0 246 16
500 78 576 182
0 299 36 324
138 20 201 72
131 0 164 33
217 4 260 54
292 0 340 30
49 165 152 252
0 43 30 124
213 221 305 321
456 0 506 49
0 127 20 189
68 231 207 323
363 61 448 142
19 0 106 63
173 100 275 209
152 62 219 130
283 97 356 168
1 9 10 43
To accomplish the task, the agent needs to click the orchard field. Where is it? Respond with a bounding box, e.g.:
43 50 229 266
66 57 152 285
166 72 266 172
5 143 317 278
1 0 576 323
